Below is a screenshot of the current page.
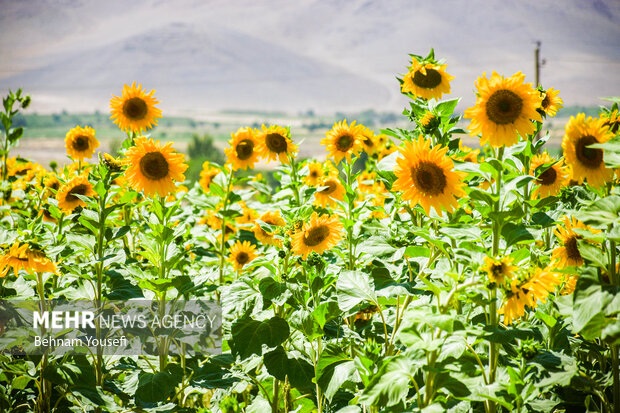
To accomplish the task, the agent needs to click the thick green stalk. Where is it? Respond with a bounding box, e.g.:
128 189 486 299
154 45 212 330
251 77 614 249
345 160 356 271
35 272 50 413
610 238 619 413
218 168 235 290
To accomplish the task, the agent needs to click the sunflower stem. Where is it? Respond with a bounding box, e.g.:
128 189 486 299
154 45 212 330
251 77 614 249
217 167 235 300
288 153 301 207
34 271 50 413
344 160 356 271
609 237 619 413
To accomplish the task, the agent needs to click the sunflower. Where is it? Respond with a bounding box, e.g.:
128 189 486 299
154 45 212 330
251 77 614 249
321 120 365 164
255 125 297 164
235 202 259 226
65 126 99 161
524 267 561 304
357 171 377 193
538 87 563 117
199 161 221 192
124 137 188 197
43 174 60 197
225 127 260 170
304 161 324 186
483 256 517 286
393 136 466 216
562 113 614 188
529 152 569 198
253 211 286 247
401 61 454 100
456 142 480 163
360 127 379 155
464 72 543 147
109 82 162 133
56 175 96 212
102 153 123 172
292 213 344 259
0 242 57 277
601 109 619 134
552 216 600 268
499 267 560 325
560 274 578 295
203 214 237 240
314 176 345 208
228 241 257 271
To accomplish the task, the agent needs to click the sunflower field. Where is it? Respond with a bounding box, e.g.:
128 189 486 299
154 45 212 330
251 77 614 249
1 50 620 413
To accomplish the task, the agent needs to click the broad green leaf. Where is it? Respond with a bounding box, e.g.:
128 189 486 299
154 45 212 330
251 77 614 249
135 364 183 403
336 270 377 312
263 346 314 392
230 316 290 359
358 355 415 407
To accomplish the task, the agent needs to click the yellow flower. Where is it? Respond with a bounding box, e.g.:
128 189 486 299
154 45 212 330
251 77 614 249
393 136 466 216
65 126 99 161
552 216 600 268
102 153 123 172
401 61 454 100
419 111 437 129
253 211 286 247
360 127 379 155
456 142 480 164
464 71 543 147
601 109 619 135
0 243 57 277
124 137 188 198
560 274 578 295
321 120 365 164
529 152 569 198
228 241 257 271
539 87 563 117
255 125 297 164
483 256 517 286
500 267 561 325
304 161 324 186
357 171 377 193
110 82 162 133
292 213 344 260
225 127 260 170
314 176 345 208
236 202 258 226
43 174 60 197
199 161 221 192
56 175 96 212
562 113 614 188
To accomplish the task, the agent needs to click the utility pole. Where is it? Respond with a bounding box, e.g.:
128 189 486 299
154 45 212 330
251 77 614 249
535 40 541 86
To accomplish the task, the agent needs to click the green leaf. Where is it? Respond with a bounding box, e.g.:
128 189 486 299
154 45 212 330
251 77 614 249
259 277 291 306
230 316 290 359
577 195 620 226
501 223 541 246
358 355 415 407
316 344 357 401
264 346 314 392
135 364 183 403
336 270 377 312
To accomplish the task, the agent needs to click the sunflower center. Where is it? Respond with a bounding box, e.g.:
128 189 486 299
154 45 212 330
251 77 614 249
303 225 330 247
319 180 337 195
72 136 90 151
541 95 550 109
265 133 287 153
364 137 374 148
491 263 505 277
565 236 582 261
411 161 447 195
412 69 442 89
575 135 603 169
336 134 354 152
66 184 89 203
538 167 557 185
485 90 523 125
310 170 319 178
236 252 249 265
139 152 169 180
236 139 255 160
122 97 148 120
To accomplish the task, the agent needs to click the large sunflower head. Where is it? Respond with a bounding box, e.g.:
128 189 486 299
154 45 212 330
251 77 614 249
292 213 344 260
255 125 297 164
483 256 517 286
228 241 257 272
314 176 345 208
562 113 614 188
225 127 260 170
0 242 57 277
552 215 600 268
199 161 221 193
529 152 569 198
538 87 563 118
464 71 543 147
304 161 324 186
253 211 286 247
56 175 96 212
392 136 466 216
124 137 187 198
65 126 99 161
401 60 454 101
109 82 162 133
320 120 365 164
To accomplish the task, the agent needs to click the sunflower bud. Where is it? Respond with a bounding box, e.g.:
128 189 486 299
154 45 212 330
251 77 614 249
102 153 123 172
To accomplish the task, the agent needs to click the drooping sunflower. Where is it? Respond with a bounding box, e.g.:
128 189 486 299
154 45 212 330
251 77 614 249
314 176 345 208
109 82 162 133
552 216 600 268
393 136 466 216
560 274 578 296
65 126 99 161
228 241 257 271
255 125 297 164
253 211 286 247
562 113 614 188
321 120 365 164
482 256 517 286
199 161 221 192
529 152 569 198
0 242 57 277
538 87 563 117
304 161 324 186
292 213 344 259
464 72 543 147
401 61 454 100
225 127 260 170
124 137 188 197
56 175 96 212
